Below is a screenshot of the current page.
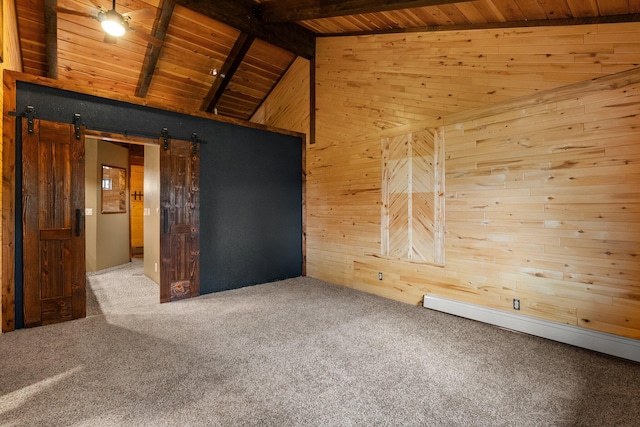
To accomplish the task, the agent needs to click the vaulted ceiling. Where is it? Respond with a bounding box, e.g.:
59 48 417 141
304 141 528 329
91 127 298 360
14 0 640 122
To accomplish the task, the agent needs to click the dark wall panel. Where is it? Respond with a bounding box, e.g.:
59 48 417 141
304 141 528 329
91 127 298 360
14 82 302 321
200 126 302 292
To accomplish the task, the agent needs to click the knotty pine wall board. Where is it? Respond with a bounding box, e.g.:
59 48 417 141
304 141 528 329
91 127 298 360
251 57 311 136
447 75 640 336
305 23 640 340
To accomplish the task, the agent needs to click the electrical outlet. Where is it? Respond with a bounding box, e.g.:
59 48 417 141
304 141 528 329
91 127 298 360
513 298 520 311
378 272 383 280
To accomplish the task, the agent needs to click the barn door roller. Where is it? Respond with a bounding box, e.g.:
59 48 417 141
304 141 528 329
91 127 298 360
161 127 170 151
161 128 206 153
190 133 199 158
73 114 82 140
9 106 37 134
10 107 83 138
25 106 36 134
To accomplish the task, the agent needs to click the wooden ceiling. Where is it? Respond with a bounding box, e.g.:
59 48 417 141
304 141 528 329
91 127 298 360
14 0 640 121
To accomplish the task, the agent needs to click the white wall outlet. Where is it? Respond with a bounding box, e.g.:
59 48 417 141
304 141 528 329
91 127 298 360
85 208 93 216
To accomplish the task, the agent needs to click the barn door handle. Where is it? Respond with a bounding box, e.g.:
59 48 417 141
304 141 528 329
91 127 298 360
75 209 82 237
163 208 169 233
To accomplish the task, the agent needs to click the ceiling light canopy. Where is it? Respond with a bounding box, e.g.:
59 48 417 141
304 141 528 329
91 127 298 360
100 10 127 37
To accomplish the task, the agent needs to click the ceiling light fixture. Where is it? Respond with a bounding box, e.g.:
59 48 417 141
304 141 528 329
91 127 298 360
97 0 129 38
100 9 127 37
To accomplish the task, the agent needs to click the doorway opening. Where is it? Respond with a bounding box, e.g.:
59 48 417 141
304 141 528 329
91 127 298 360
84 132 161 315
83 130 201 311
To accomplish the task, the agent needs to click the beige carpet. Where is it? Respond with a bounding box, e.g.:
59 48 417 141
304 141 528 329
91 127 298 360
86 258 158 316
1 268 639 426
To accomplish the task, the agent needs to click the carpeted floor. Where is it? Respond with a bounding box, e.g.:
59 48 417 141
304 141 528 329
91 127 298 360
86 258 158 317
1 266 639 426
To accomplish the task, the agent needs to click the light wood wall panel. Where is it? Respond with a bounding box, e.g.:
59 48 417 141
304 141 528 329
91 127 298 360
3 0 23 71
309 23 640 340
14 0 43 76
381 129 444 264
130 164 144 251
441 69 640 338
251 57 310 137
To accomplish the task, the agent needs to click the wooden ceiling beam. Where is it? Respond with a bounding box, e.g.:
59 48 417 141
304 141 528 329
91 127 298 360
260 0 474 22
201 33 256 113
43 0 58 79
174 0 315 59
136 0 176 98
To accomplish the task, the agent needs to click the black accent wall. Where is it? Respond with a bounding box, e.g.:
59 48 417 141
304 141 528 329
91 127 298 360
14 82 303 325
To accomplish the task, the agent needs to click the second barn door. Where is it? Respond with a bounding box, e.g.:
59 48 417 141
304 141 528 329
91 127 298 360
160 135 200 302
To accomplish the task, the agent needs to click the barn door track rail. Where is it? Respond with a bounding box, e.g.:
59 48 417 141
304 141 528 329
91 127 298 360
160 128 207 153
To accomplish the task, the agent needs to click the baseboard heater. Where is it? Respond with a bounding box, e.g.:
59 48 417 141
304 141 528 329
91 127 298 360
423 294 640 363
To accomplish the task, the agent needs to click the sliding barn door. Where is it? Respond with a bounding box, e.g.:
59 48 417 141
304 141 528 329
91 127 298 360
160 137 200 302
22 118 86 327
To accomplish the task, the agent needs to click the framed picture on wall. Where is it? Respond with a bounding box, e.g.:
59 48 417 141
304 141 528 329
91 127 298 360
101 164 127 214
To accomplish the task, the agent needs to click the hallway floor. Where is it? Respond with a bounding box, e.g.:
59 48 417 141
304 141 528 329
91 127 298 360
86 259 159 316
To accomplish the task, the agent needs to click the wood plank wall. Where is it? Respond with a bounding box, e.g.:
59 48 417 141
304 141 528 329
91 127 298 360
441 70 640 338
3 0 24 72
381 129 445 265
304 23 640 339
130 162 144 253
251 57 311 137
1 0 23 326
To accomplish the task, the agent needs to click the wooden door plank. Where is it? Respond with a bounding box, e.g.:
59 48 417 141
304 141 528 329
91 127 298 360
40 229 73 240
41 297 73 325
160 137 200 303
2 74 18 332
22 119 86 327
71 126 86 320
22 119 42 327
